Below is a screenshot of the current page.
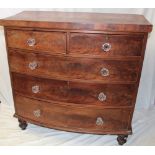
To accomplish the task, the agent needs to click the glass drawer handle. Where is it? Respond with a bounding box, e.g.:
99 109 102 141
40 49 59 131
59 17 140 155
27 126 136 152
102 43 111 52
28 61 38 70
33 109 41 118
96 117 104 126
100 68 109 77
27 38 36 46
98 92 106 102
32 85 40 94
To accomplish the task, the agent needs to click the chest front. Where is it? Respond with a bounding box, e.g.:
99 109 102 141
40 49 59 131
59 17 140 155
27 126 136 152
0 11 152 145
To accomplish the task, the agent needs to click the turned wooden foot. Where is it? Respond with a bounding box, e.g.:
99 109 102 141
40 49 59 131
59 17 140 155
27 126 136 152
18 119 28 130
117 135 128 145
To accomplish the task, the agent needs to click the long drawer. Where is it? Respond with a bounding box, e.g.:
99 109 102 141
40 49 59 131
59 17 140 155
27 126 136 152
12 73 135 107
15 94 132 134
69 33 144 56
6 29 66 54
9 50 140 83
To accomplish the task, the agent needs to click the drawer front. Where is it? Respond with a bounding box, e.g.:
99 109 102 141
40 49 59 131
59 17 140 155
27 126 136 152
69 33 143 56
12 73 135 106
10 50 140 83
15 94 131 133
7 29 66 54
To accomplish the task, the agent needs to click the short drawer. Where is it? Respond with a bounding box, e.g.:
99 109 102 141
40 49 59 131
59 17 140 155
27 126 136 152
12 73 135 107
69 33 144 57
15 94 131 133
6 29 66 54
9 50 140 83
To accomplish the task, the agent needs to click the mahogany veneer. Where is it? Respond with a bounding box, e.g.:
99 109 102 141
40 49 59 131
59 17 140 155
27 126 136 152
7 29 66 54
0 11 152 145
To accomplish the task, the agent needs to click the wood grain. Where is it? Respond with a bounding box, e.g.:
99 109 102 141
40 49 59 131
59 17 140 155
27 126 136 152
15 94 132 134
0 11 152 142
12 73 136 107
0 11 152 32
6 29 66 54
9 50 140 83
69 33 144 56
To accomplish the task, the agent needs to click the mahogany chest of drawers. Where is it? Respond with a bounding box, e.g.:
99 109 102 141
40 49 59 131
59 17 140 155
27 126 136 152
0 11 152 145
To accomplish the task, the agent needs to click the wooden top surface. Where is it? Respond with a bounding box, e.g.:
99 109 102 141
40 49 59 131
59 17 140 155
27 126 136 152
0 11 152 32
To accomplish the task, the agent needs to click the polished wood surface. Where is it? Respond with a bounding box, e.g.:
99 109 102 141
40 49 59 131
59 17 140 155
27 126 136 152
0 11 152 32
0 11 152 145
6 29 66 54
12 73 135 107
15 94 132 134
69 33 144 56
9 50 140 83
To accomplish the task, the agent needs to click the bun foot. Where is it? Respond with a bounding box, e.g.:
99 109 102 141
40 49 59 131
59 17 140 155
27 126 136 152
117 135 128 145
18 119 28 130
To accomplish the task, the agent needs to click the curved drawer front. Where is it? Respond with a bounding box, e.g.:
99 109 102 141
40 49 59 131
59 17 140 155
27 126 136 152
7 29 66 54
15 94 131 133
69 33 144 56
13 73 135 107
10 50 140 83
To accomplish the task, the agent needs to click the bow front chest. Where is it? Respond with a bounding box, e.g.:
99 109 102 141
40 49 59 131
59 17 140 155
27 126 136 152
0 11 152 145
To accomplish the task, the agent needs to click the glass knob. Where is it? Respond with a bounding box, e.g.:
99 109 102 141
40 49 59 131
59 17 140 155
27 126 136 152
96 117 104 126
33 109 41 118
27 38 36 46
32 85 40 94
28 61 38 70
102 43 111 52
98 92 106 102
100 67 109 77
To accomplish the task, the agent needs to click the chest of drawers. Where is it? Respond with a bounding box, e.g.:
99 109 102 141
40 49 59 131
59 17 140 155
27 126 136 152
0 11 152 145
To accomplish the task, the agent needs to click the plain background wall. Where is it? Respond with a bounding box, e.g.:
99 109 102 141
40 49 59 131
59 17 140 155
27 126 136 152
0 8 155 109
